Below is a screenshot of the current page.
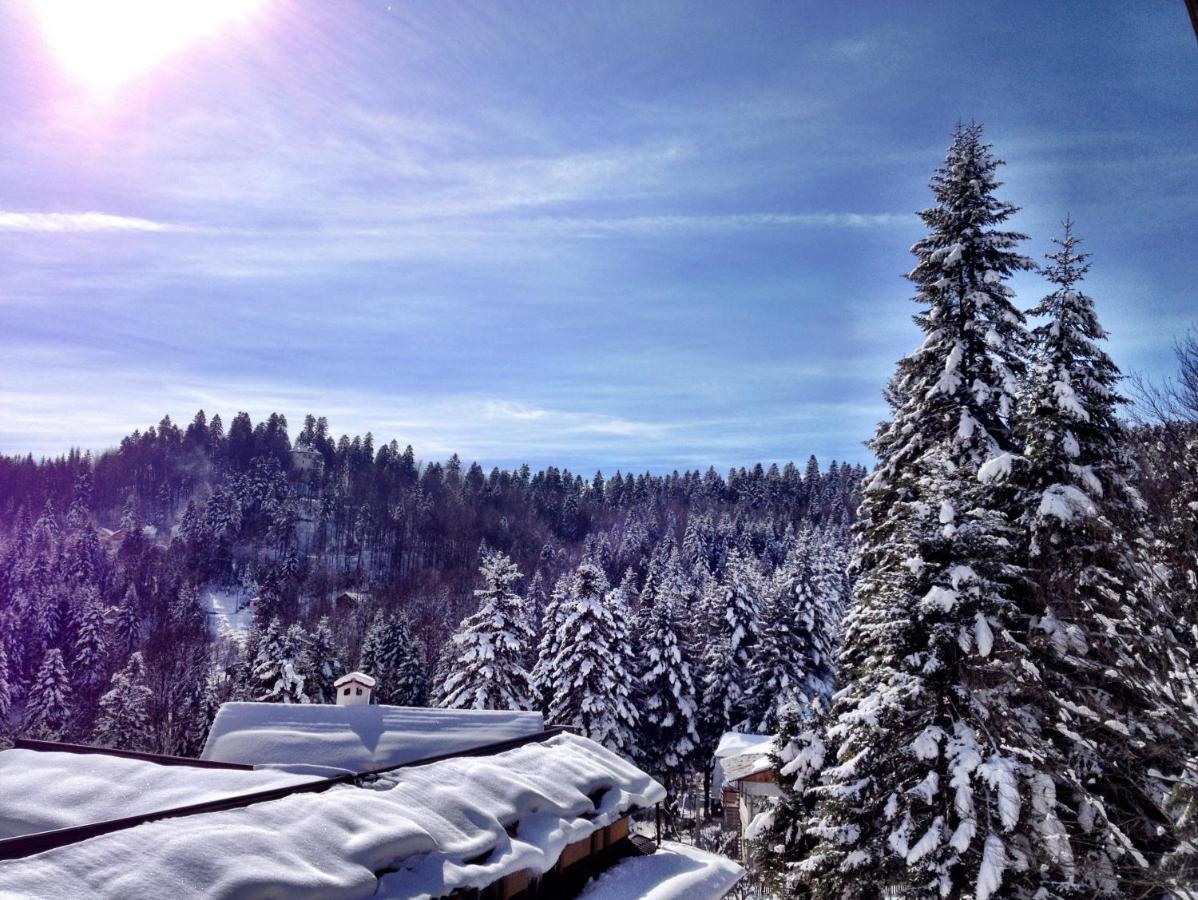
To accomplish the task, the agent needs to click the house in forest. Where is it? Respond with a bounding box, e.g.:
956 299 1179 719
714 731 780 861
0 713 744 898
333 670 375 705
290 444 324 474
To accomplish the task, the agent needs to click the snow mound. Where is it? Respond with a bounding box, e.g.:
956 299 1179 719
577 840 744 900
0 733 665 899
0 749 314 838
713 732 775 759
202 702 544 772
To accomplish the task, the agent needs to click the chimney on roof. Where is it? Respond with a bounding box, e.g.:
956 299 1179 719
334 671 376 706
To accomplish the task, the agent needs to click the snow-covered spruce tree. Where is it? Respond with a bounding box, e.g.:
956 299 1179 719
360 610 426 706
252 617 309 703
71 590 108 692
636 570 701 777
530 572 572 712
699 548 761 740
306 616 343 704
93 652 153 751
1166 437 1198 642
748 569 807 733
795 124 1062 900
112 585 143 657
0 641 11 730
757 698 830 895
546 563 639 752
437 551 536 711
25 648 73 740
1006 220 1198 894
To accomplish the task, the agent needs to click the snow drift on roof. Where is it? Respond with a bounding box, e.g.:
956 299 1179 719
713 732 775 759
334 671 376 688
0 733 665 899
0 749 315 839
577 840 744 900
201 702 544 773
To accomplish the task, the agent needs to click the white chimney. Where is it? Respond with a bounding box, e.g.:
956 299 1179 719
334 671 376 706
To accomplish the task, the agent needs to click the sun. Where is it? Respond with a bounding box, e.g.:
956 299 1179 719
32 0 264 92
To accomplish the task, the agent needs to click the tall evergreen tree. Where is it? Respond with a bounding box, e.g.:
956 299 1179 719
699 549 761 739
530 572 572 711
546 563 639 752
71 590 108 691
635 572 700 775
0 642 11 730
252 617 309 703
93 652 153 751
306 616 343 704
1008 220 1198 894
437 552 535 711
794 124 1061 899
25 648 73 740
359 611 426 706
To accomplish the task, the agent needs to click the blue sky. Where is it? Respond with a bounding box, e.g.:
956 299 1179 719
1 1 1195 471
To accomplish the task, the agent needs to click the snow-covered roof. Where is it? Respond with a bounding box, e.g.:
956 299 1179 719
713 731 775 759
0 733 665 898
333 671 375 688
0 749 314 839
201 702 545 773
577 840 744 900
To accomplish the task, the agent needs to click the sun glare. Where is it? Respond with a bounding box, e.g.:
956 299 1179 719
32 0 263 92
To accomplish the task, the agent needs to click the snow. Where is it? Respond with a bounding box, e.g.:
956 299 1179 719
974 613 994 657
1038 484 1097 522
977 452 1016 484
0 733 666 899
0 749 313 838
202 702 544 773
577 840 744 900
334 671 376 688
976 834 1007 900
202 586 255 645
713 731 775 759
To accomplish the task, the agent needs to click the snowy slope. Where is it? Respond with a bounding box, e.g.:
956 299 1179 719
0 749 315 838
201 703 544 772
0 733 666 899
202 586 255 645
578 840 744 900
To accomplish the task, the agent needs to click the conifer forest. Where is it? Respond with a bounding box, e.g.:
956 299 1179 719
3 104 1198 900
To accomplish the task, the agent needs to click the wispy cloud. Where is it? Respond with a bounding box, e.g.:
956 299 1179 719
0 210 182 233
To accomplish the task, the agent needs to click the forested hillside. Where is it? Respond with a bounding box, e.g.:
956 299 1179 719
0 421 862 771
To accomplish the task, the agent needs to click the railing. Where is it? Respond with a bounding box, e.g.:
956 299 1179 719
0 726 574 861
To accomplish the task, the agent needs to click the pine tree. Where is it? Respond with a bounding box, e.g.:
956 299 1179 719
359 611 426 706
635 571 700 775
112 585 143 656
71 590 108 691
1007 220 1198 894
437 552 535 711
252 617 309 703
747 569 806 733
0 642 12 730
93 652 153 751
307 616 343 704
794 124 1062 900
699 549 761 739
530 572 572 711
546 563 639 752
25 648 73 740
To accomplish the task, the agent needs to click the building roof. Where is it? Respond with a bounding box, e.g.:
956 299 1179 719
0 733 665 899
0 749 314 840
713 732 775 759
201 702 545 774
333 671 375 688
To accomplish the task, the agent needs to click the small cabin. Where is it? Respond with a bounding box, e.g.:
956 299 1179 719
334 671 374 706
714 732 780 861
